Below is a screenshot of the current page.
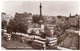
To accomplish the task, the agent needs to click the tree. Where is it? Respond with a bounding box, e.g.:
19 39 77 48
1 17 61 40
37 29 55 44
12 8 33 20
17 23 28 33
33 15 39 23
7 19 16 33
44 26 51 37
2 20 7 29
7 18 28 33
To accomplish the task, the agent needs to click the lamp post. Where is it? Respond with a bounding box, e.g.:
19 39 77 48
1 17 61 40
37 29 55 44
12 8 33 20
78 18 80 49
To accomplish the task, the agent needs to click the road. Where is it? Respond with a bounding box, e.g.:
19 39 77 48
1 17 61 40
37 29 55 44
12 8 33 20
2 39 35 50
2 33 79 50
2 39 58 50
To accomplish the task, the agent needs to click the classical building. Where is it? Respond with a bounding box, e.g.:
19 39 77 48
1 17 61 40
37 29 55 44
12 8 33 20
69 14 79 27
1 12 13 25
14 12 32 28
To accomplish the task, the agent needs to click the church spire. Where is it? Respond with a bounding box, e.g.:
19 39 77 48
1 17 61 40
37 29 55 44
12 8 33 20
69 13 71 17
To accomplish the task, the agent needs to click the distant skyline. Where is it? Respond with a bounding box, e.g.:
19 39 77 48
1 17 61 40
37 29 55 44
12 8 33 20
2 1 80 17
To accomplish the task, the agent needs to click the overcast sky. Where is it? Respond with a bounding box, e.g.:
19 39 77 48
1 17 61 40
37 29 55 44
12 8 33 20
2 1 80 17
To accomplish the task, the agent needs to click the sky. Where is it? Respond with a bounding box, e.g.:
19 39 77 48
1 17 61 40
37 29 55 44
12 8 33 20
2 1 80 17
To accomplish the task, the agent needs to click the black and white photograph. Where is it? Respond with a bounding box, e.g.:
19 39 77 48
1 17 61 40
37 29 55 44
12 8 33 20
1 0 80 50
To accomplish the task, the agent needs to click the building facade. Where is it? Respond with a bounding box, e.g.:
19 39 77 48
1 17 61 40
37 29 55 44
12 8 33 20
14 12 33 28
69 14 79 28
1 12 13 25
